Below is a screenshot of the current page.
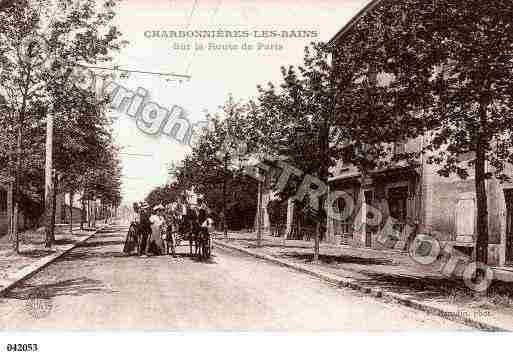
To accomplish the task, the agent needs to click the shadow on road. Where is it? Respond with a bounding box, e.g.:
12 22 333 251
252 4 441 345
190 255 218 265
5 277 116 299
19 249 57 259
247 243 313 250
92 233 126 240
100 227 127 233
53 238 77 246
280 252 394 266
59 250 127 261
356 270 513 304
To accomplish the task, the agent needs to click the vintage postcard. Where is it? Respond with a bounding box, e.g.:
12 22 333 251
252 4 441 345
0 0 512 356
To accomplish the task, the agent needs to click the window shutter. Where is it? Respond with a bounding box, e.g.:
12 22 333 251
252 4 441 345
456 198 475 242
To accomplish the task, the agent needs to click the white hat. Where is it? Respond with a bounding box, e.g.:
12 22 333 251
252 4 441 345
153 204 165 211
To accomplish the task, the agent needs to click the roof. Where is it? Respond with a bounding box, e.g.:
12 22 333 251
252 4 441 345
328 0 385 47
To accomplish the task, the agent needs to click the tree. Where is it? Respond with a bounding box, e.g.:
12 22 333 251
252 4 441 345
0 0 125 248
145 183 180 209
169 98 258 232
335 0 513 270
38 0 124 245
0 0 43 252
236 43 337 259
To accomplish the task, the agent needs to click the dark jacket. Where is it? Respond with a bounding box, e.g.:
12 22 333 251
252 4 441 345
139 211 152 233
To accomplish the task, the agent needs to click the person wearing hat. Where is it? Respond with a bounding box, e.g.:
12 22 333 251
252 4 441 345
147 204 166 255
123 203 141 254
138 203 153 256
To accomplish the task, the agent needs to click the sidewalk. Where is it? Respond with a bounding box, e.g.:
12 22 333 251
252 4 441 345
0 223 110 296
215 231 513 330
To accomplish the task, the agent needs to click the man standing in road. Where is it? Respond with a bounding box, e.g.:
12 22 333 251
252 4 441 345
138 203 153 256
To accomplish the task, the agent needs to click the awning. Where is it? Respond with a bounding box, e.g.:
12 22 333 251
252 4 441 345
328 172 361 183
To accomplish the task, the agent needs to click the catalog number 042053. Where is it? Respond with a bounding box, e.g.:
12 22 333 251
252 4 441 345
6 344 39 352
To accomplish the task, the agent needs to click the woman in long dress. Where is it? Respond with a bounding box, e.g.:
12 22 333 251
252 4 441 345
148 205 166 255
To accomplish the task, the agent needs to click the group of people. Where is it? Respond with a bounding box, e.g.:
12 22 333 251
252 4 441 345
124 197 215 257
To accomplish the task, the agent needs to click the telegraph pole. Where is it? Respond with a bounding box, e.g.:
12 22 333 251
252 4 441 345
44 105 55 248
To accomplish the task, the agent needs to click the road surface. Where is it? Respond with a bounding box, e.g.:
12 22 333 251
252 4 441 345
0 224 470 330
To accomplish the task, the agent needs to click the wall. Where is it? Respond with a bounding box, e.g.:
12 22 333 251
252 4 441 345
418 153 505 265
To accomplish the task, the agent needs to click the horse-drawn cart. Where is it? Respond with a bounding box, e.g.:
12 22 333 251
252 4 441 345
162 217 212 260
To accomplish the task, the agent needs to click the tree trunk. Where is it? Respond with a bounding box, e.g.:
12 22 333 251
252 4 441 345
314 110 330 263
69 192 74 234
12 200 19 253
475 113 489 266
80 199 85 230
85 201 89 228
223 155 228 237
51 177 57 235
256 178 263 247
7 179 13 246
91 200 96 228
87 200 91 228
13 61 33 253
12 126 22 253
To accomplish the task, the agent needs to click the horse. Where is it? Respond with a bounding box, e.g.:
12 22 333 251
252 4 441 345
196 217 214 260
138 209 153 255
162 213 180 256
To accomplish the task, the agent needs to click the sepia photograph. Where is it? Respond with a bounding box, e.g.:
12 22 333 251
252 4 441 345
0 0 513 356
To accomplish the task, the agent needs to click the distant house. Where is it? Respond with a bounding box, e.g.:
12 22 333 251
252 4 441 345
0 178 95 235
0 173 43 235
325 0 513 267
55 192 84 226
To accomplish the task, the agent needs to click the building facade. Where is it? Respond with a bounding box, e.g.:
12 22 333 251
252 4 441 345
326 139 513 266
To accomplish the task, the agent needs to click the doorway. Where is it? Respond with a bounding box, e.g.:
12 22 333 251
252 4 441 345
388 186 409 236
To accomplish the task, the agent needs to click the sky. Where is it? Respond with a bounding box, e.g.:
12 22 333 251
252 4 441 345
108 0 371 205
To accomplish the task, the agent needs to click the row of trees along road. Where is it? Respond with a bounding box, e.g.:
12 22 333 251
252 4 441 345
0 0 125 252
152 1 513 277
